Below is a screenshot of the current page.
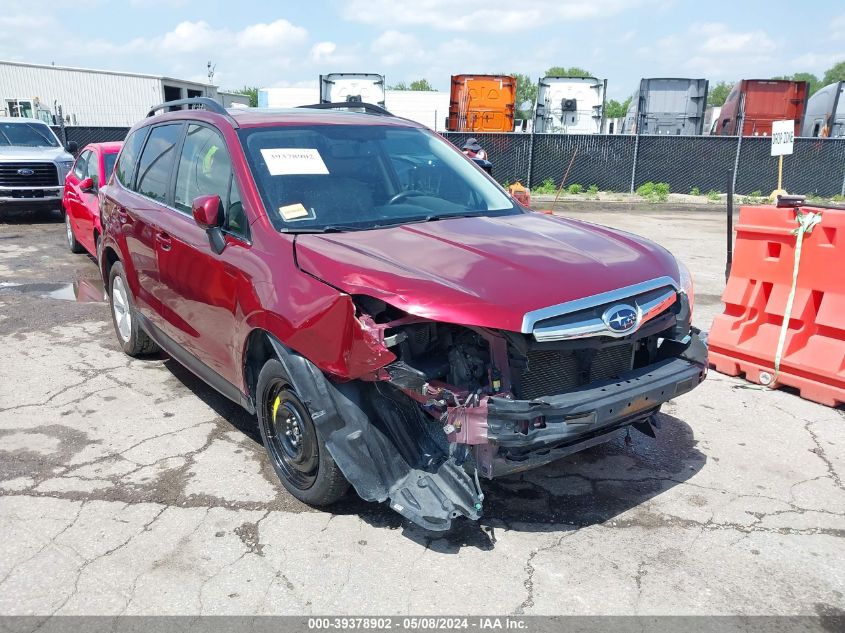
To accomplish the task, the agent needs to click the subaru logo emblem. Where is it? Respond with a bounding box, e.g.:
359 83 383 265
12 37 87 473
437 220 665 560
17 168 35 176
602 304 639 334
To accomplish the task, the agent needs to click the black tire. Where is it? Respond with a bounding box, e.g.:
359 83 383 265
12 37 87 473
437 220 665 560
64 210 85 254
256 358 349 505
108 261 159 356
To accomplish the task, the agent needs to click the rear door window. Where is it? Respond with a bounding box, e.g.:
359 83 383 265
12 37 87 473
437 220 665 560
136 124 182 203
114 128 147 189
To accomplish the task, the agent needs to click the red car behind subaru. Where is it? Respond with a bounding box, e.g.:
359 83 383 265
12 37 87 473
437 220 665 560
99 98 706 531
63 141 121 257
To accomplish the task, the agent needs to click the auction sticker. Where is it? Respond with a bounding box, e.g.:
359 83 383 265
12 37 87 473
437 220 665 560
279 203 313 221
261 148 329 175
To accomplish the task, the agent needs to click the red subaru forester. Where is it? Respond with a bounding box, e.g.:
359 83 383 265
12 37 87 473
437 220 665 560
99 98 706 531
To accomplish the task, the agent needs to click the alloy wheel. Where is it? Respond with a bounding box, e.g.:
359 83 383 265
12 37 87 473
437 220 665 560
111 275 131 343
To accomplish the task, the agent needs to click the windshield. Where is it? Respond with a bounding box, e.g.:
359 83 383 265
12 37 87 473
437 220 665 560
0 122 60 148
239 124 518 232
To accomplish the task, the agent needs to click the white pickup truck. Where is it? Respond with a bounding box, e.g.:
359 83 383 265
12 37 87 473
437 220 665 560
0 117 77 212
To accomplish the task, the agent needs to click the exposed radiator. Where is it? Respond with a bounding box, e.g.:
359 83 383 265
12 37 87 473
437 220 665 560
516 343 634 400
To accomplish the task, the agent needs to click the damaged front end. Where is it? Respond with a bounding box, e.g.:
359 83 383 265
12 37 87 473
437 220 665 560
309 282 707 531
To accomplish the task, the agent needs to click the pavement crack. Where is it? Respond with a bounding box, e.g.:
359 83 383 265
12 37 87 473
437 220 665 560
48 503 167 616
0 500 86 590
512 531 576 616
804 419 844 492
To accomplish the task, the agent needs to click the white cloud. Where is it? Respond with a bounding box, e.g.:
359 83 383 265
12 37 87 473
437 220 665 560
637 22 780 78
788 52 845 73
237 19 307 49
344 0 647 33
310 41 337 63
698 25 775 55
158 21 223 54
371 31 424 67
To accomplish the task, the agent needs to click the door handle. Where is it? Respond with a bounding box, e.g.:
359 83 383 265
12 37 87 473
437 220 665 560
156 231 172 251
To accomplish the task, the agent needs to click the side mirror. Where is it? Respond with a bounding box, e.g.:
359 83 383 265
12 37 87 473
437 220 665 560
66 141 79 154
192 194 226 255
191 194 223 229
80 177 94 192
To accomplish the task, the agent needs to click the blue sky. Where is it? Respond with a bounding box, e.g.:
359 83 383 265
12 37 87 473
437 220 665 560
2 0 844 99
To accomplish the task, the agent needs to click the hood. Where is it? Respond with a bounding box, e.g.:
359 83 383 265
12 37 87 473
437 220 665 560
295 213 680 333
0 146 73 162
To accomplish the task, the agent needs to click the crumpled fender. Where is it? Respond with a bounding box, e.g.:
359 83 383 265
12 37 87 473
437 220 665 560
247 280 395 380
266 336 482 531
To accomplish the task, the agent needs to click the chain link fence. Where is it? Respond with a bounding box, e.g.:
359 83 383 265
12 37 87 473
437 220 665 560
531 135 637 192
735 137 845 197
51 126 130 155
443 132 845 197
438 132 532 187
54 127 845 198
633 136 739 193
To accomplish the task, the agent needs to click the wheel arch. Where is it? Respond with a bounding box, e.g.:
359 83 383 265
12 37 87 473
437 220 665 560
100 245 120 293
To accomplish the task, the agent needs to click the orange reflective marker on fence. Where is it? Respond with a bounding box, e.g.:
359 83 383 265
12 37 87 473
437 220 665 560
708 204 845 407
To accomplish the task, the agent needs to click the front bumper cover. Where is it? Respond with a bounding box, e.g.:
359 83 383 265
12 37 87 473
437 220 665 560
0 185 64 203
484 332 708 477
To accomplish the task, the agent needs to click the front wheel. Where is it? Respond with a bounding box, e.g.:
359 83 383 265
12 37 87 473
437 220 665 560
64 211 85 254
256 359 349 505
108 261 159 356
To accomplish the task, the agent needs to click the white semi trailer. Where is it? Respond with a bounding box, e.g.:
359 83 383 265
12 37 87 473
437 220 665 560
319 73 385 108
802 81 845 138
533 76 606 134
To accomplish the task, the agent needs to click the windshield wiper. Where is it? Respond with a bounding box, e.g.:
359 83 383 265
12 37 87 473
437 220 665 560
286 213 487 234
422 212 485 222
284 225 368 234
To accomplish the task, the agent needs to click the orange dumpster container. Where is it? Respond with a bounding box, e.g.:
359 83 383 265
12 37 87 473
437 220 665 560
448 74 516 132
708 204 845 407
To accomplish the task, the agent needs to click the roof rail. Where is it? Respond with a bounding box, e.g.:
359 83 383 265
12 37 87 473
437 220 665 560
298 102 394 116
147 97 229 118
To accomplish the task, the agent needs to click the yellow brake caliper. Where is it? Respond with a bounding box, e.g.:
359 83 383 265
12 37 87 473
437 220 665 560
272 395 282 428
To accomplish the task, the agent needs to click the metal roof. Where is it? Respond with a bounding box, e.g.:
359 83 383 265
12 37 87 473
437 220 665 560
0 59 215 89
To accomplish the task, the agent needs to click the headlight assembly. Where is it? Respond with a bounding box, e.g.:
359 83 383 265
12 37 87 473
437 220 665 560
677 259 695 316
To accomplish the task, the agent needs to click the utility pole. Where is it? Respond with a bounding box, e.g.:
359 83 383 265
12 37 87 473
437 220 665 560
206 61 216 97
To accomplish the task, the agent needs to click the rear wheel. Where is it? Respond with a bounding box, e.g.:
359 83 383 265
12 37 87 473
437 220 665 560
256 359 349 505
108 261 159 356
65 211 85 254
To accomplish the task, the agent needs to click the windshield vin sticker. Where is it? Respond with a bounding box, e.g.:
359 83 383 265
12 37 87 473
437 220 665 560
278 203 313 221
260 148 329 176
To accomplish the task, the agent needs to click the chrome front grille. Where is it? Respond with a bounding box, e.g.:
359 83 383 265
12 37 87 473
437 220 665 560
0 162 59 187
522 277 679 342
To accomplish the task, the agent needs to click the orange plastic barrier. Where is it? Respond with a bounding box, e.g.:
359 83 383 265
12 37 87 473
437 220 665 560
708 204 845 407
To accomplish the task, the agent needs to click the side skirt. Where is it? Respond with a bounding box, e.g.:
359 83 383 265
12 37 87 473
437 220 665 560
136 312 255 414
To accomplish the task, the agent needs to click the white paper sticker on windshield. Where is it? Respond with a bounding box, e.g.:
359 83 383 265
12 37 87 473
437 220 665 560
261 148 329 176
278 203 313 221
